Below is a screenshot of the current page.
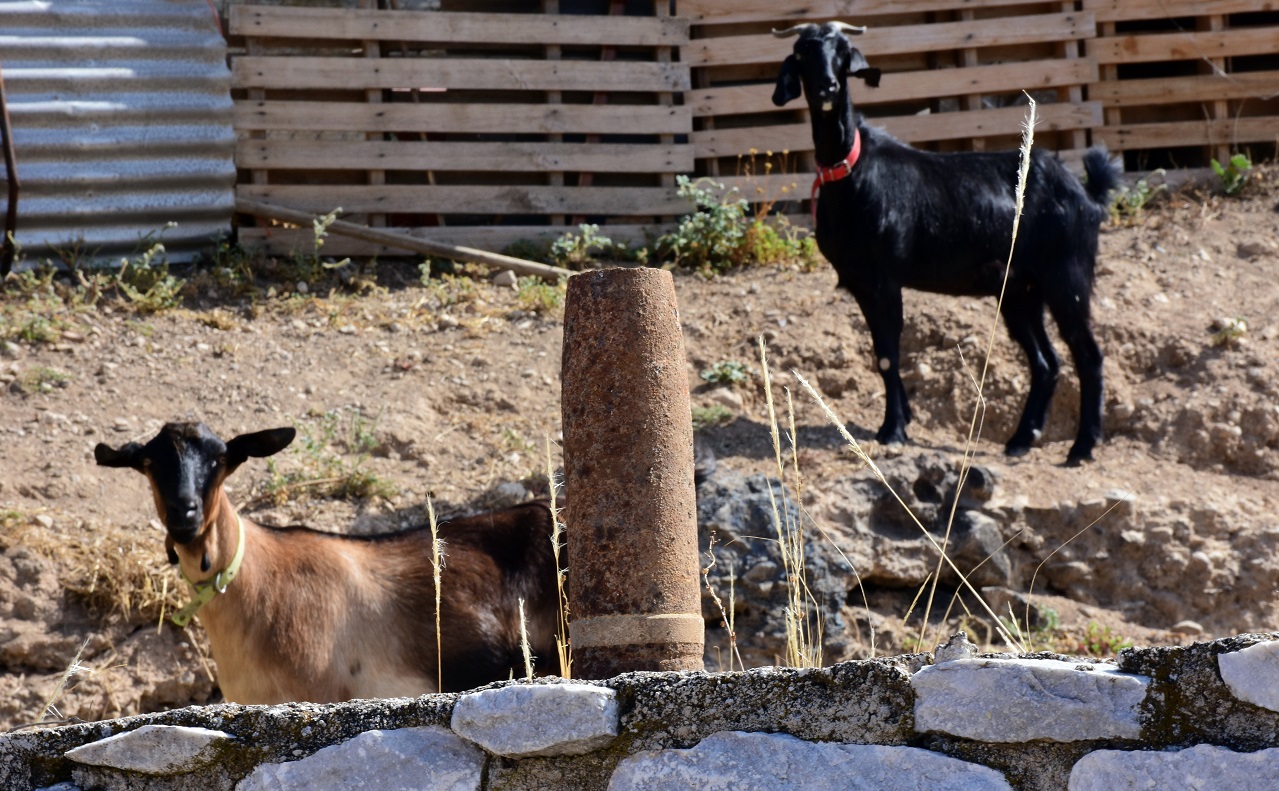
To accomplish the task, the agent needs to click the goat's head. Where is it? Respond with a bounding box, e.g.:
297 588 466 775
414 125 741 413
95 423 294 546
771 22 881 112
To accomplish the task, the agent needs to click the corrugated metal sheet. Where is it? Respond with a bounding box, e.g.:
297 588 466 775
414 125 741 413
0 0 234 264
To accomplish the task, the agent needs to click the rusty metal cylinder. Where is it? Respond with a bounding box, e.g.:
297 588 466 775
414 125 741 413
561 267 704 679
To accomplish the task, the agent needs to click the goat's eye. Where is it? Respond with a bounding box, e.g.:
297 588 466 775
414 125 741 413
210 459 219 471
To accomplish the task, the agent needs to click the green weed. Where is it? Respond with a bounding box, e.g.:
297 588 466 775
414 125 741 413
262 407 397 504
700 360 751 386
1109 170 1166 225
515 276 566 316
692 404 733 430
21 366 71 394
1212 153 1252 196
1211 316 1248 347
549 224 613 269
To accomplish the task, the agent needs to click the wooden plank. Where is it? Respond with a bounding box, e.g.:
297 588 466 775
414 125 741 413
680 0 1061 25
686 12 1095 67
1082 0 1276 24
1094 116 1279 151
688 59 1096 117
233 101 692 135
233 56 691 93
230 5 689 46
544 0 565 227
1088 27 1279 65
234 140 696 175
237 184 690 216
239 224 670 258
693 101 1102 158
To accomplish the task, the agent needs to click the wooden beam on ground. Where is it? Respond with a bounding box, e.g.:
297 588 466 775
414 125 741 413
234 197 574 281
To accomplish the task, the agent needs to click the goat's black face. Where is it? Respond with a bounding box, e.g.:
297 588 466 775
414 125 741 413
772 23 881 111
95 422 295 545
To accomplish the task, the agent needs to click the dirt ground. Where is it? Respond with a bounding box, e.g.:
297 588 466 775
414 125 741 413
1 166 1277 730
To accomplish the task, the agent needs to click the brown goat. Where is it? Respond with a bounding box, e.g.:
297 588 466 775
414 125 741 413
95 422 559 704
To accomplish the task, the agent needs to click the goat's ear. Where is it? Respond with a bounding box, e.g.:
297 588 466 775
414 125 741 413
226 427 296 468
94 441 145 471
848 48 881 88
772 55 802 106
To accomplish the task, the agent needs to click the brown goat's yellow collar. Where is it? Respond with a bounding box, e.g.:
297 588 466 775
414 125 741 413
812 128 862 221
171 514 245 628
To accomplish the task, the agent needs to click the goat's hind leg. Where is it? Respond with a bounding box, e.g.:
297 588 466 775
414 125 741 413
1000 292 1059 457
853 289 911 445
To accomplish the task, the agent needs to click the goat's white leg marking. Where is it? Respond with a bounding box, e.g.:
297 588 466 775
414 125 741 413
878 357 891 371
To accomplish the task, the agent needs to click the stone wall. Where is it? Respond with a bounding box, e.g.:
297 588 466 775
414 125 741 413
3 635 1279 791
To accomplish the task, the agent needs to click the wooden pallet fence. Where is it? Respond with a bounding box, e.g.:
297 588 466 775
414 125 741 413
230 2 693 258
1084 0 1279 169
683 0 1101 216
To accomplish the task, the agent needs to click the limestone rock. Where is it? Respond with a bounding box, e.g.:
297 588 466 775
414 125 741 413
237 727 481 791
1069 744 1279 790
65 725 232 774
451 683 618 758
1219 640 1279 712
697 469 850 667
934 633 976 663
609 731 1014 791
913 658 1148 741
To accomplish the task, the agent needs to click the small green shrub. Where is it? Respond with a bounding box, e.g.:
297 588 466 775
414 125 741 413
1211 153 1252 196
115 241 184 314
515 276 566 315
1109 170 1165 225
1211 316 1248 347
700 360 752 386
263 408 397 504
21 366 71 394
657 176 816 273
692 404 733 430
549 224 613 269
657 177 750 272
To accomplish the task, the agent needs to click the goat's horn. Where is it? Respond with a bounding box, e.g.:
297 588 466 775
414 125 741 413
830 21 868 35
771 23 817 38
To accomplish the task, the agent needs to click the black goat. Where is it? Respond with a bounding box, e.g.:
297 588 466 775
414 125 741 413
773 22 1118 465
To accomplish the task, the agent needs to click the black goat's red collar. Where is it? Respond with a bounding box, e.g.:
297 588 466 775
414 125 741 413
811 128 862 220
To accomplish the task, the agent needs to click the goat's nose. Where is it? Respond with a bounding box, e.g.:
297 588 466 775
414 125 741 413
178 496 199 520
826 79 840 94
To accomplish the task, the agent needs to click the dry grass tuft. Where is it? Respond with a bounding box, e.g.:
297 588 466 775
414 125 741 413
2 514 182 624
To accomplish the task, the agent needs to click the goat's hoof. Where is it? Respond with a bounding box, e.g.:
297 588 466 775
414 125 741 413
875 428 908 446
1065 451 1094 467
1004 443 1032 458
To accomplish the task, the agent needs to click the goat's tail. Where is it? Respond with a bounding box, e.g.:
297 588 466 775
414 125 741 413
1082 146 1120 207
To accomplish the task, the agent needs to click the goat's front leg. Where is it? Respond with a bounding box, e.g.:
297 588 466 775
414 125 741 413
1001 294 1059 456
854 288 910 445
